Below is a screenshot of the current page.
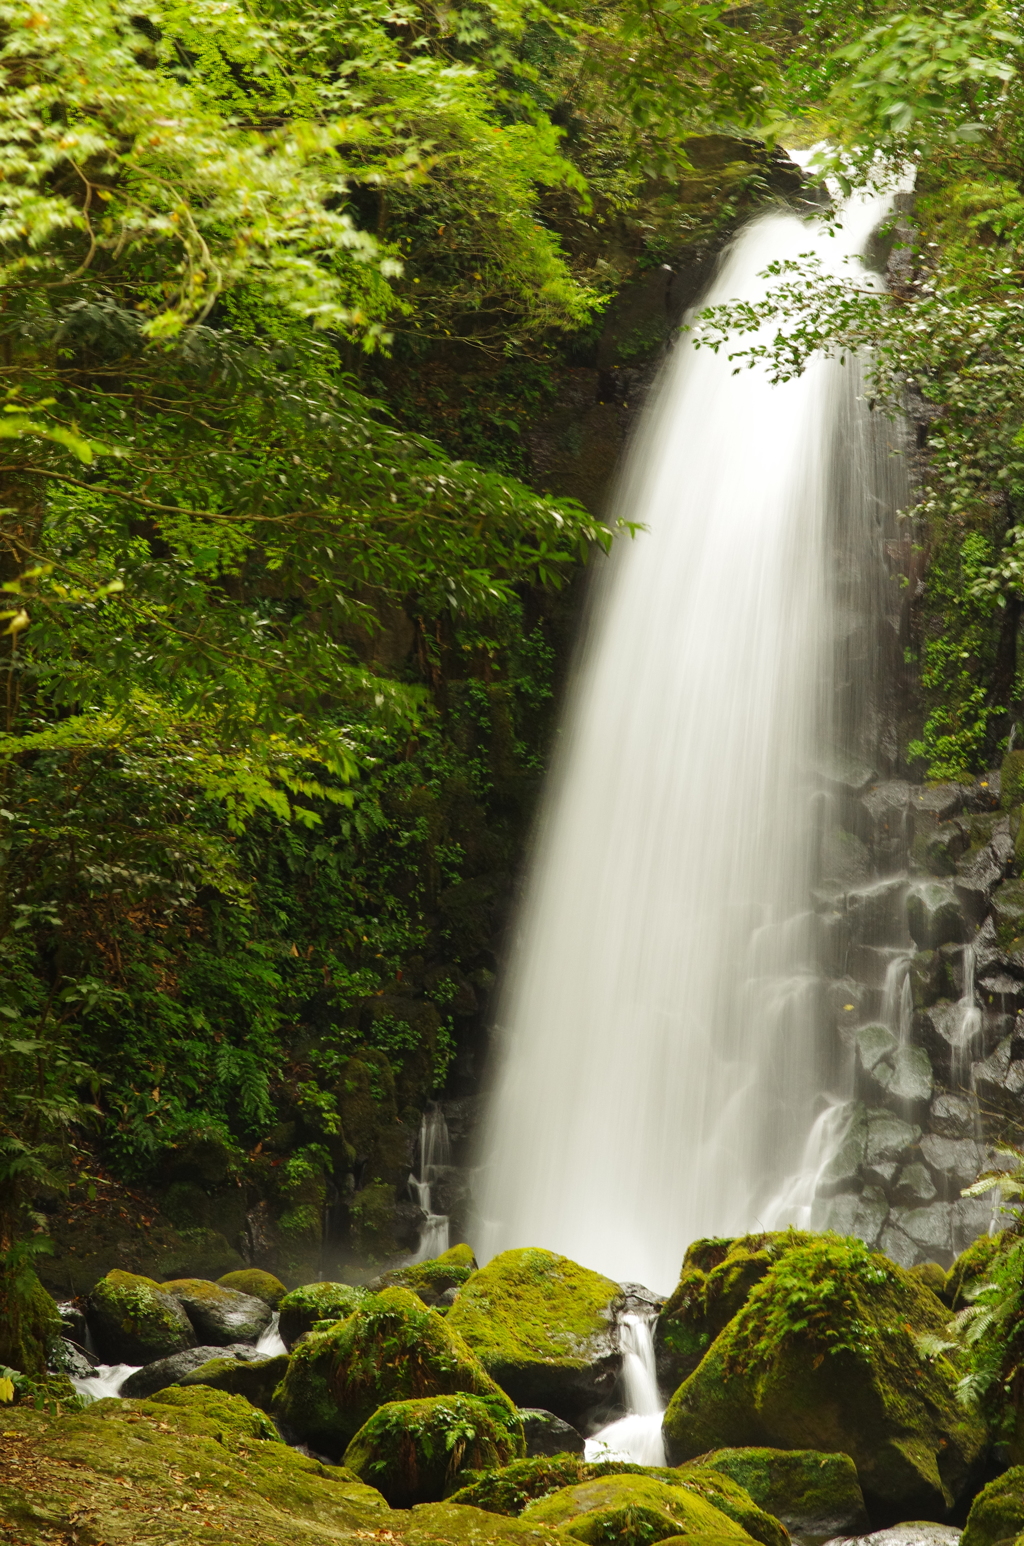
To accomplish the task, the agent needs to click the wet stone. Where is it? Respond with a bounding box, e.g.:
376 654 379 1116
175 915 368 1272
871 1046 933 1105
833 1524 962 1546
866 1110 921 1166
907 884 963 951
892 1163 937 1207
857 1024 897 1072
121 1343 265 1398
928 1093 976 1139
889 1202 953 1257
910 785 965 823
824 1186 889 1245
519 1408 586 1458
817 1107 868 1197
919 1135 984 1192
951 1195 1000 1254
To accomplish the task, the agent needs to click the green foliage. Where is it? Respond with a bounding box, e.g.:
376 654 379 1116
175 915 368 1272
724 1235 898 1372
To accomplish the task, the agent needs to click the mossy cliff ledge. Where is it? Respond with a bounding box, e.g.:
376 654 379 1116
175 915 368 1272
661 1233 986 1520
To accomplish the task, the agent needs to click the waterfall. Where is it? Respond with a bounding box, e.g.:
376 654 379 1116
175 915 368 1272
586 1310 666 1466
473 179 907 1291
409 1103 452 1262
880 955 914 1046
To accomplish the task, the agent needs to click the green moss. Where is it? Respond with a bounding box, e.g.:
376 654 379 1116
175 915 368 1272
274 1285 522 1457
962 1463 1024 1546
663 1234 986 1520
216 1268 288 1308
404 1500 565 1546
1002 751 1024 811
88 1268 196 1363
0 1384 392 1545
278 1280 369 1346
344 1394 524 1507
522 1473 756 1545
700 1449 868 1538
445 1249 618 1416
374 1244 479 1305
946 1232 1006 1308
0 1266 61 1378
448 1458 783 1546
657 1235 812 1387
177 1352 290 1411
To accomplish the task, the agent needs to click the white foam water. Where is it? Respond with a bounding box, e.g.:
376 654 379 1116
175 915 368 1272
473 178 908 1290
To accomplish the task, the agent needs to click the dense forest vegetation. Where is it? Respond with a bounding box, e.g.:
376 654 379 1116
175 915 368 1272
4 0 1024 1380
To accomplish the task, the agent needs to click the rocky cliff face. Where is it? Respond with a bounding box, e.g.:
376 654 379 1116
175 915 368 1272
813 762 1024 1265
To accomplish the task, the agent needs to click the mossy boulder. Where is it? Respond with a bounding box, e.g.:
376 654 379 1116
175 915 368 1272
446 1248 620 1424
702 1448 868 1540
662 1234 986 1520
0 1265 61 1378
274 1285 522 1457
278 1280 369 1348
962 1463 1024 1546
448 1457 784 1546
344 1393 524 1506
161 1277 272 1343
657 1235 804 1389
88 1268 196 1363
177 1351 290 1411
121 1342 269 1398
946 1232 1005 1308
522 1473 758 1546
404 1501 564 1546
0 1383 393 1546
371 1244 478 1307
217 1268 287 1308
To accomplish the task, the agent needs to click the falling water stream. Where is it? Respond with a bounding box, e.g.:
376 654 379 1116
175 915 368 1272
473 175 909 1302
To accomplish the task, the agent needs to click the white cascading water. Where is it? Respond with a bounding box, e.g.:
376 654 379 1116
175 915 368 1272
473 175 907 1296
586 1311 666 1465
409 1104 452 1262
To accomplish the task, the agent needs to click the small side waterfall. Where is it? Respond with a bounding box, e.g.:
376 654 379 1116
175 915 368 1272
586 1308 666 1466
473 178 908 1290
409 1104 452 1262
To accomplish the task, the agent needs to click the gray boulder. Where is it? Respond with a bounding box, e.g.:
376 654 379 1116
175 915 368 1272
892 1163 937 1207
919 1134 985 1193
160 1278 272 1344
866 1110 921 1166
928 1092 976 1138
869 1046 933 1106
519 1408 586 1457
822 1187 888 1244
121 1343 265 1398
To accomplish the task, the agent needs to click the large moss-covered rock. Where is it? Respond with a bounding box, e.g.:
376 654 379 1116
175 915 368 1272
274 1285 522 1456
522 1472 757 1546
278 1280 369 1348
161 1277 272 1343
344 1394 524 1506
449 1457 784 1546
657 1235 809 1389
0 1384 393 1546
446 1249 620 1424
371 1244 478 1307
0 1265 61 1378
662 1234 986 1520
961 1463 1024 1546
217 1268 287 1309
177 1351 290 1411
405 1501 564 1546
702 1448 868 1539
88 1268 196 1363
